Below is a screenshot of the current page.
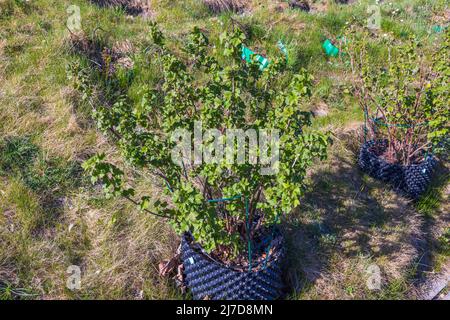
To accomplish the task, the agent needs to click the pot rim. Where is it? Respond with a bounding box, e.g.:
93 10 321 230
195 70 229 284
182 230 284 273
362 139 435 168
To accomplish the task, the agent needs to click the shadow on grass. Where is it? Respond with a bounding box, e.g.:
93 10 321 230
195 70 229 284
281 130 447 298
0 136 86 233
411 163 449 287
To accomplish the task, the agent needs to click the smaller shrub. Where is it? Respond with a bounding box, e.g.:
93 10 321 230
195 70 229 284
344 27 449 166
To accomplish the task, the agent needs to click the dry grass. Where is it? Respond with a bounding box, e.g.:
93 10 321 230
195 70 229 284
0 0 448 300
203 0 249 13
309 0 329 14
0 175 180 299
61 190 180 299
284 126 448 299
89 0 153 17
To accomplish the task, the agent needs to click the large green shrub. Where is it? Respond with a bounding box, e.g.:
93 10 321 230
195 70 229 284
81 24 330 255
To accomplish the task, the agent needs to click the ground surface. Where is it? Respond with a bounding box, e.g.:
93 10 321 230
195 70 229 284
0 0 448 299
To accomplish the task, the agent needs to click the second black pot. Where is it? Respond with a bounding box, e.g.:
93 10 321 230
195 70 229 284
359 140 437 198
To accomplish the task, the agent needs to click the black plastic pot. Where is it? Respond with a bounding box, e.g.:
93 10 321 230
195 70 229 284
359 140 437 198
181 232 285 300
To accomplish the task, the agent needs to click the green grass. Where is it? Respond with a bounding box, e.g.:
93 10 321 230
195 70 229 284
0 0 448 300
0 135 83 197
416 165 449 218
0 136 39 174
0 281 36 300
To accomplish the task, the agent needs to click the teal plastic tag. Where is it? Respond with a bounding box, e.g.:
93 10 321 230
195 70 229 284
432 25 446 33
277 40 288 62
241 41 289 70
322 39 339 57
241 45 269 70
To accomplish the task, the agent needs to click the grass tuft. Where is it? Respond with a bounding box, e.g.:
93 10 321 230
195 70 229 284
0 136 39 174
203 0 248 13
